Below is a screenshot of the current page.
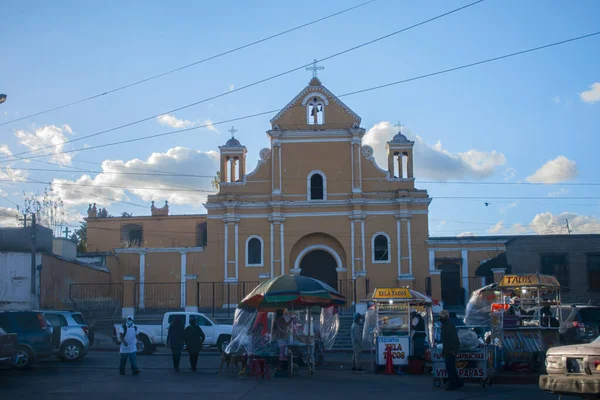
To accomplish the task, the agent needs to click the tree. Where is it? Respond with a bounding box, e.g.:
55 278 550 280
72 221 87 253
17 186 66 236
121 211 133 218
211 171 220 190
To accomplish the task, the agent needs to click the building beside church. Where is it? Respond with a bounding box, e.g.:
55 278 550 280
84 76 509 316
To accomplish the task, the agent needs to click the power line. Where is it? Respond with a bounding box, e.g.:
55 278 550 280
0 1 376 127
1 29 598 165
0 0 486 162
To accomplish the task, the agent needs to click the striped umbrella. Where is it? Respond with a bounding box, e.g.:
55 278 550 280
238 275 346 311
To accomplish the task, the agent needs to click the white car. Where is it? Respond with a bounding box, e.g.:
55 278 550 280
113 312 232 354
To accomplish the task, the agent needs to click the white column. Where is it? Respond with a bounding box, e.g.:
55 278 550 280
462 249 469 305
139 251 146 309
224 223 229 280
279 146 282 193
429 249 435 272
270 222 274 278
180 252 187 308
396 218 402 277
280 223 285 276
407 218 412 276
350 219 355 278
234 223 239 280
361 219 366 273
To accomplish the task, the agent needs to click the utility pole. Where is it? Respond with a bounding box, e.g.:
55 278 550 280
565 219 572 235
30 213 37 303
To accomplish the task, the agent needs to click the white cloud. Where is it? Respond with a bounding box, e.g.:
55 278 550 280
547 188 569 197
579 82 600 104
489 221 504 234
525 156 578 184
228 84 235 91
457 232 476 237
15 124 74 166
363 122 506 180
0 207 20 227
52 147 219 208
552 96 560 104
524 212 600 234
499 201 518 215
156 114 195 129
0 144 12 157
156 114 219 133
0 166 28 182
502 168 517 182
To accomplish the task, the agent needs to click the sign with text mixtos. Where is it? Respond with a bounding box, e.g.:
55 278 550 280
377 336 410 366
373 288 413 300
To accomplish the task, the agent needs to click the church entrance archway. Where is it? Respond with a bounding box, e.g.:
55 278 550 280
438 263 462 307
296 246 339 290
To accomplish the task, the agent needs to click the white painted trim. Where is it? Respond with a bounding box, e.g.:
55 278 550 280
185 274 198 280
280 138 352 143
245 235 264 267
224 223 229 281
114 247 204 254
301 92 329 106
350 220 355 278
123 275 136 281
280 223 285 276
361 220 366 273
429 271 441 275
427 239 508 245
293 244 342 271
270 223 274 277
371 232 391 264
429 247 506 252
139 252 145 309
429 249 435 272
307 170 327 201
180 252 187 308
397 219 402 276
461 249 469 305
491 268 507 274
234 224 239 280
207 210 429 220
407 219 413 276
258 273 272 279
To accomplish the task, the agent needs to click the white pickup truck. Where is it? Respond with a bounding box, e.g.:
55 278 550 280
113 312 232 355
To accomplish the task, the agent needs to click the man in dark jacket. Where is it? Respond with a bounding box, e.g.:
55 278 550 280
184 317 205 372
440 310 463 390
167 316 185 372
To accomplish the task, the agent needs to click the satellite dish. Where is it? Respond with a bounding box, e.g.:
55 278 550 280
0 94 6 104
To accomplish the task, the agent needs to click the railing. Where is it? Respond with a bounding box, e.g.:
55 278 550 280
135 282 184 314
337 279 357 314
197 281 259 317
69 283 123 320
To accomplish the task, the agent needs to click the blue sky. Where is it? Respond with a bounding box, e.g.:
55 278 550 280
1 0 599 236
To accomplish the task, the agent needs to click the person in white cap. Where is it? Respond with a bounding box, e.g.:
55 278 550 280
119 316 140 376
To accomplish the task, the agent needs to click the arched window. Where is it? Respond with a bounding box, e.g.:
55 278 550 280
372 233 390 263
246 236 264 267
307 170 326 200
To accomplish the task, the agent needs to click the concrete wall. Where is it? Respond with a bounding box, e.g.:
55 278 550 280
0 226 53 253
506 235 600 304
52 238 77 259
0 252 40 310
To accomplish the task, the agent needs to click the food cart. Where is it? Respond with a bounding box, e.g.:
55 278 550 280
362 287 433 371
492 273 562 371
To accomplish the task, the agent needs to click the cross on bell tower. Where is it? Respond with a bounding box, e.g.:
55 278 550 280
395 121 404 133
228 126 238 139
306 59 324 78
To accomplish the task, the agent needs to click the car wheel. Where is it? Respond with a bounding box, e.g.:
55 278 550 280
15 346 34 369
137 335 153 355
217 335 231 353
61 341 83 361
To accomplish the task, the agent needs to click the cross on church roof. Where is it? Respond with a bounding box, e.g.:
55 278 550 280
228 126 238 138
395 121 404 133
306 59 324 78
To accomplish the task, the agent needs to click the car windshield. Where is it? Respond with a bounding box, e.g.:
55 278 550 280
72 313 87 325
579 308 600 322
593 335 600 344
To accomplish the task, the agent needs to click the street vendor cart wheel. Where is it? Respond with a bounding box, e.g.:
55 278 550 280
433 378 442 388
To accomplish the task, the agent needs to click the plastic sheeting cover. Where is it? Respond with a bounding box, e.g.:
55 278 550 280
464 285 500 326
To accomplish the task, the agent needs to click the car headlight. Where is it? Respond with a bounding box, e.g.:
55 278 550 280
545 355 563 372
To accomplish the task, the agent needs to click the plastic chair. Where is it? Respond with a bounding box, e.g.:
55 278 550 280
250 357 270 380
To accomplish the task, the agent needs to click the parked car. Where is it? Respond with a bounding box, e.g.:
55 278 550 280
560 305 600 344
540 335 600 399
113 312 233 355
38 310 91 361
0 311 60 369
0 327 18 367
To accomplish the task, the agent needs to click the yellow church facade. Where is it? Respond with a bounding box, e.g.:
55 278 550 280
85 77 506 316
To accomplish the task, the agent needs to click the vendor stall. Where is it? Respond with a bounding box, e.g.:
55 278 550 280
362 287 433 371
492 273 562 371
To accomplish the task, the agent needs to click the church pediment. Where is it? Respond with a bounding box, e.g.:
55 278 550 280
270 78 361 130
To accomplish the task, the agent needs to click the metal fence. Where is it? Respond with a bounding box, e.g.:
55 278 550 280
135 282 184 314
197 281 259 317
337 279 357 314
69 283 123 320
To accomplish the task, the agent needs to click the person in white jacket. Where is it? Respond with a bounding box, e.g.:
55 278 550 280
351 313 365 373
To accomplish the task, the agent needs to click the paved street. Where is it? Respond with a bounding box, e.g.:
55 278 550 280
0 351 561 400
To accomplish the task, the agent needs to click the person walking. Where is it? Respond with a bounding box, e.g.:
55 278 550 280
351 313 365 373
410 310 426 359
167 315 185 372
118 316 140 376
439 310 463 390
184 317 205 372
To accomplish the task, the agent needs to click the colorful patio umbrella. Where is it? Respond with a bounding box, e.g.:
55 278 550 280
238 275 346 311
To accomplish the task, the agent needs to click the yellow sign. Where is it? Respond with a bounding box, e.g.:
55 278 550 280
373 287 413 299
498 274 560 288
